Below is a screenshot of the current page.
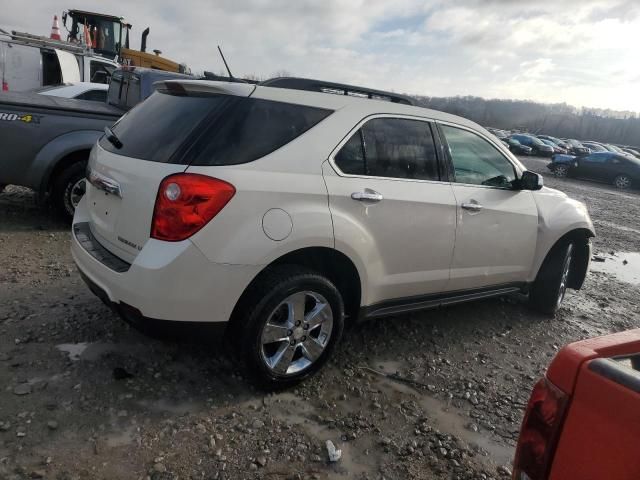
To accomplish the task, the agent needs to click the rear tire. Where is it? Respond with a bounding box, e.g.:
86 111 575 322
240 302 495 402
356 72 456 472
613 174 632 190
233 265 344 389
529 242 574 316
52 161 87 221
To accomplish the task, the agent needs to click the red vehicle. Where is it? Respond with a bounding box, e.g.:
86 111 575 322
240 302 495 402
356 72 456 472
513 329 640 480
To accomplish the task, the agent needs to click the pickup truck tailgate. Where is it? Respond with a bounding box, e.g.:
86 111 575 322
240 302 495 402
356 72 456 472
549 356 640 479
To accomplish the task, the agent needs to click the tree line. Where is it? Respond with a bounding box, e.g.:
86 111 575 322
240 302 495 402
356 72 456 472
414 95 640 147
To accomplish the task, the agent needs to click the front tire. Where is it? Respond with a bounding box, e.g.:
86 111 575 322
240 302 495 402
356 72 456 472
613 174 632 189
529 242 574 316
52 161 87 221
234 265 344 389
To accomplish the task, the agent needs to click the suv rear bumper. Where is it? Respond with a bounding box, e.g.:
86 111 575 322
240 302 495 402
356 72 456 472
71 199 260 324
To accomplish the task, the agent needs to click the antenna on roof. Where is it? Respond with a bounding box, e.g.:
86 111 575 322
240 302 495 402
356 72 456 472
217 46 234 79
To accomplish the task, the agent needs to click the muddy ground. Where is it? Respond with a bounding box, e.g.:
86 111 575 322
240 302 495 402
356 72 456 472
0 159 638 480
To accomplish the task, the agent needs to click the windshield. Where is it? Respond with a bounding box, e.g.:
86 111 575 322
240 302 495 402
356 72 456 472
69 14 123 57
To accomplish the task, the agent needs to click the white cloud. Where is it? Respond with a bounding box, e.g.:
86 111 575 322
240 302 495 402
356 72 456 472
1 0 639 111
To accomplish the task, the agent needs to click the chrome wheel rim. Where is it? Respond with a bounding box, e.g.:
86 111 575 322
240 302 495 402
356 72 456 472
69 178 86 209
615 176 630 189
554 165 568 177
557 245 573 308
260 291 333 376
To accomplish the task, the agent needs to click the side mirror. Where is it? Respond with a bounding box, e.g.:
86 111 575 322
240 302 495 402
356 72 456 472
520 171 543 191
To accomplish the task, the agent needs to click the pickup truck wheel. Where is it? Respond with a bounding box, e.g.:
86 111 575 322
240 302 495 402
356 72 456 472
530 242 574 316
52 162 86 221
234 265 344 390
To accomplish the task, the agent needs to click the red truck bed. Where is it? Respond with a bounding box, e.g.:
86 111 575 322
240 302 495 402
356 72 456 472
513 329 640 480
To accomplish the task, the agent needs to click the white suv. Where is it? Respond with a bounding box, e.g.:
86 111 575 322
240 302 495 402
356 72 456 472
71 77 594 387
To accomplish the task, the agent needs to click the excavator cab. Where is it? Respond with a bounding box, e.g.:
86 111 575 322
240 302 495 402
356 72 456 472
62 9 128 59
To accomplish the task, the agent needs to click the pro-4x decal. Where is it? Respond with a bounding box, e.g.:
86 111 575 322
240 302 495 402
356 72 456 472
0 112 43 124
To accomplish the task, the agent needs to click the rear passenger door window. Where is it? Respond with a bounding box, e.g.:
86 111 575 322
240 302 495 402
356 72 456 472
440 125 516 189
334 118 440 181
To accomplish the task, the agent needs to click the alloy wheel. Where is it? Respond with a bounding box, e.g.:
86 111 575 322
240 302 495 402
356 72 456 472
556 245 573 308
554 165 569 177
67 178 86 213
260 291 333 376
614 175 631 189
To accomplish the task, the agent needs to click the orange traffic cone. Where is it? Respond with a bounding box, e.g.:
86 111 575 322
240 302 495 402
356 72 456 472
50 15 61 40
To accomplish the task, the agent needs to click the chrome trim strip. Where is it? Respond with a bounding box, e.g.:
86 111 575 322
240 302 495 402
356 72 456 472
87 169 122 198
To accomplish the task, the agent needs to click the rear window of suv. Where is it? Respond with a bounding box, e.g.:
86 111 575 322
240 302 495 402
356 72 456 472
99 90 333 165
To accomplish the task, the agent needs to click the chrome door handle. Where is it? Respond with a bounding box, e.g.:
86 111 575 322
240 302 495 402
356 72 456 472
461 202 483 212
351 190 383 202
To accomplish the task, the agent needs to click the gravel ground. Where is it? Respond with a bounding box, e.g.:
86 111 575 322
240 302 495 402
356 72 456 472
0 161 638 480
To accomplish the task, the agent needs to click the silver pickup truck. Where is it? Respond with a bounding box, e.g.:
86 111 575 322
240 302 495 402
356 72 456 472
0 67 190 219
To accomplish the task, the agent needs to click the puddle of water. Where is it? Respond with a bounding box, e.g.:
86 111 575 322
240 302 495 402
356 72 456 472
56 342 145 361
56 342 89 361
266 393 375 477
372 370 514 467
591 252 640 286
104 424 136 447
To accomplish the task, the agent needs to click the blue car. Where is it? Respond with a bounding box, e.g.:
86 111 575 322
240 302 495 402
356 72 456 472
510 134 555 157
548 152 640 189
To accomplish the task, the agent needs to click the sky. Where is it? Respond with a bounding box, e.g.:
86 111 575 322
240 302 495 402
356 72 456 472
2 0 639 112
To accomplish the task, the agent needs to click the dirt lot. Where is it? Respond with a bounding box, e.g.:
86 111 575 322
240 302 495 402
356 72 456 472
1 162 638 480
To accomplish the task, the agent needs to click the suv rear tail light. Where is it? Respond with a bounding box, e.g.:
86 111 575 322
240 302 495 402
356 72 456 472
151 173 235 242
512 378 569 480
2 81 8 91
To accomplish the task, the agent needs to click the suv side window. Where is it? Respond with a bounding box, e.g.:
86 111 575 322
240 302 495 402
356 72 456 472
334 118 439 181
441 125 516 188
335 131 365 175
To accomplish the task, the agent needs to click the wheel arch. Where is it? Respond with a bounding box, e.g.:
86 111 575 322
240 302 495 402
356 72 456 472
229 247 363 331
43 149 91 198
30 130 101 201
535 228 594 290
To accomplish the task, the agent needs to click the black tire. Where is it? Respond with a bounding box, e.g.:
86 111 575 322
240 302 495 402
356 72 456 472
52 161 87 221
553 164 569 178
233 265 344 389
529 242 574 316
613 174 632 190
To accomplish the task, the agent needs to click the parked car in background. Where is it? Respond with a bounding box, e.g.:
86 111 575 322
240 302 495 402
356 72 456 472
563 139 590 156
548 152 639 189
606 144 626 154
510 134 555 157
512 329 640 480
0 67 190 219
622 147 640 158
36 82 108 102
539 138 567 154
581 141 608 153
537 135 570 151
506 138 533 155
486 127 510 139
71 76 594 387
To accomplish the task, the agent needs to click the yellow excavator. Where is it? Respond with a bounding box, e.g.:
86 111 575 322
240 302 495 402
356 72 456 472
62 9 189 73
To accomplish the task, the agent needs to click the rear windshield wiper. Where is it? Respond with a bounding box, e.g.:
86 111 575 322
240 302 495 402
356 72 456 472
104 126 123 149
